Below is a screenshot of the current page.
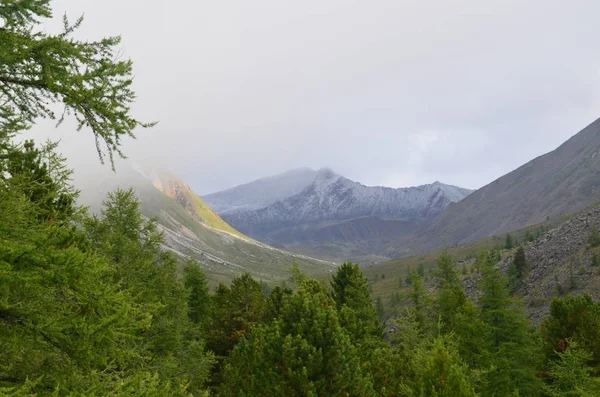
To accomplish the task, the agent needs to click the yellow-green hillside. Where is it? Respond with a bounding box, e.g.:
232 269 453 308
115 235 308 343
151 170 247 239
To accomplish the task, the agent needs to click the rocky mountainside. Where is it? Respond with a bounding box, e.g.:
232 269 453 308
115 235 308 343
410 118 600 254
461 203 600 325
507 205 600 323
203 167 319 214
148 169 246 239
216 168 472 261
75 165 335 284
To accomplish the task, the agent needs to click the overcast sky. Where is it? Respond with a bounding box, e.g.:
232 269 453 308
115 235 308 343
31 0 600 194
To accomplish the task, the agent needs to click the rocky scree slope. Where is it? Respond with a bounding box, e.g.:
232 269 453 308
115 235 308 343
461 204 600 325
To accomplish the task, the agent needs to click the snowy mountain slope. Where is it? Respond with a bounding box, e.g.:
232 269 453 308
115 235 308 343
221 168 472 235
203 168 319 214
216 168 472 261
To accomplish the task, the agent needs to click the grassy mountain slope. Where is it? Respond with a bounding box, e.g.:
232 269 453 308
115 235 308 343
364 213 571 302
404 117 600 255
76 165 335 285
149 169 246 239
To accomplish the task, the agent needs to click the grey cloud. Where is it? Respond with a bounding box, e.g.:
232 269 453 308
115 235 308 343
30 0 600 194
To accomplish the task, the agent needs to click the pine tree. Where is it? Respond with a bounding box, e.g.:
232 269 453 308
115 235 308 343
376 296 385 320
525 230 535 242
434 252 469 334
0 144 213 395
205 273 266 388
410 272 431 331
219 279 376 396
330 262 382 342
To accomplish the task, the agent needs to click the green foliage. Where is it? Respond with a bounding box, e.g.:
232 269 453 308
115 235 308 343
417 336 479 397
434 252 473 337
505 233 514 249
508 246 528 292
330 262 382 342
588 230 600 248
184 259 211 326
1 140 77 221
541 295 600 369
410 272 431 331
204 273 266 387
0 0 155 163
544 342 600 397
569 263 578 290
219 280 376 396
479 262 543 396
525 230 535 242
376 296 385 320
0 143 213 395
435 251 459 288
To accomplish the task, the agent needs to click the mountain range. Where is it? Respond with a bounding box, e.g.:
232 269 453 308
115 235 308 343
204 168 473 261
75 116 600 277
204 117 600 263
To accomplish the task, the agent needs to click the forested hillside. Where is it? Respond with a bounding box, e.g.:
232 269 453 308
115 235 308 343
2 1 600 396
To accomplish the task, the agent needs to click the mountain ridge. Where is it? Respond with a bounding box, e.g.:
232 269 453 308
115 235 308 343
203 167 319 214
207 167 472 261
404 117 600 255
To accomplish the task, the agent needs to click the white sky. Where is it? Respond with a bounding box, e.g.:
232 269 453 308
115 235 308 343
29 0 600 193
